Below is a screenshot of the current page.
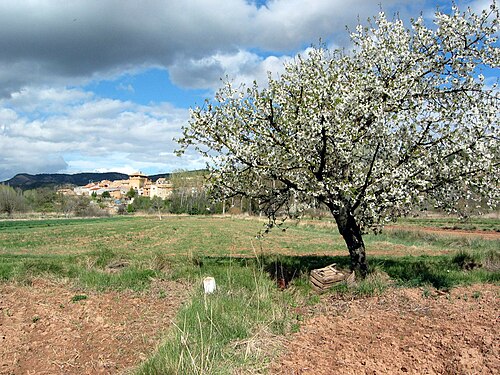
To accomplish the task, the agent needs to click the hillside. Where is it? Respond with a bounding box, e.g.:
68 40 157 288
1 172 130 190
1 171 199 190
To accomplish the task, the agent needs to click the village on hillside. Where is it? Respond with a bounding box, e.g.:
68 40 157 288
60 172 174 200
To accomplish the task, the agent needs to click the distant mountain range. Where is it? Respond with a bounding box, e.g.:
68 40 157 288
1 172 172 190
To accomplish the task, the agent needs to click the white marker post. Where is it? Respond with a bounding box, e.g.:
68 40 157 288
203 276 216 294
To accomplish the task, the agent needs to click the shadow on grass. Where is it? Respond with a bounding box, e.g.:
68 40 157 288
262 255 350 287
194 253 499 290
3 251 498 291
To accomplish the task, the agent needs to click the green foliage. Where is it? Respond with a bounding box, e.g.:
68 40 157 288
378 255 499 289
0 254 79 281
150 196 166 210
116 204 127 215
0 260 14 280
67 195 109 217
74 200 109 217
126 187 137 199
129 196 152 211
22 187 113 217
24 187 58 212
168 190 213 215
167 170 219 215
21 258 66 276
325 273 389 298
0 185 27 216
352 269 389 296
0 216 116 230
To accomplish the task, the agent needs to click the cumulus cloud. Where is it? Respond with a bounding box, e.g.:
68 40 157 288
0 89 201 181
169 50 292 89
0 0 433 96
1 0 488 180
7 88 93 115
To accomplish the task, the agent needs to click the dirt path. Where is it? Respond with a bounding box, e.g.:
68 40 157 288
0 278 189 375
272 284 499 375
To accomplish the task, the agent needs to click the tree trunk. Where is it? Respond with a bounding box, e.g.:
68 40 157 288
332 205 368 277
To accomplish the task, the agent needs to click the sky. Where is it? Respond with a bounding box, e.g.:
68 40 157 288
0 0 495 181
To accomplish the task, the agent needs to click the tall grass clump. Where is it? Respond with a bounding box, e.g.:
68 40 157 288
76 268 159 291
325 266 390 298
482 249 500 272
0 253 71 282
136 257 290 374
353 267 390 296
0 251 162 292
378 252 500 290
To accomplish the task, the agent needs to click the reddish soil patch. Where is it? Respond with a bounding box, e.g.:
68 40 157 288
0 278 189 375
272 284 499 374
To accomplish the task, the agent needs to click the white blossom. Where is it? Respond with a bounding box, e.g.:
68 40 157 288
177 2 499 271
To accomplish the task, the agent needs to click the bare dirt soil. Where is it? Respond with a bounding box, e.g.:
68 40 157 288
272 284 499 375
0 278 189 375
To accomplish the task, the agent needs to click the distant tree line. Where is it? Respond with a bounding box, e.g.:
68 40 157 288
1 170 257 217
1 171 494 219
166 170 261 215
0 185 27 216
0 185 110 217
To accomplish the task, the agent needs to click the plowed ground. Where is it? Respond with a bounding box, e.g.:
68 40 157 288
0 278 188 375
1 224 498 374
272 284 499 375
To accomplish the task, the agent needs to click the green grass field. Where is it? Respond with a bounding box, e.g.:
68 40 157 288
1 215 498 373
395 216 500 231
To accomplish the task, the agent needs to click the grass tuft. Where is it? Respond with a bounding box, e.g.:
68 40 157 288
71 294 88 302
135 257 290 374
482 249 500 272
325 267 390 298
452 250 481 270
353 268 390 296
76 268 159 291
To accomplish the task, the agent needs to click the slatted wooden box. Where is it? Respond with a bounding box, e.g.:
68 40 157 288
309 263 355 291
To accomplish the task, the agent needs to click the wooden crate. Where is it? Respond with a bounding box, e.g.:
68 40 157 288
309 264 355 291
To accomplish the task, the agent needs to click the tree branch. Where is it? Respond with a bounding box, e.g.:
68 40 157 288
353 142 380 211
